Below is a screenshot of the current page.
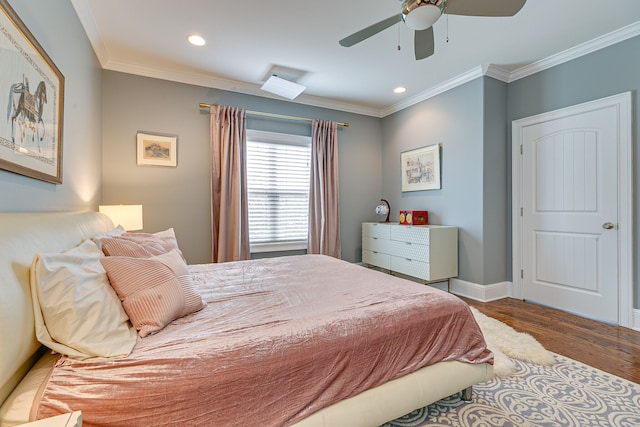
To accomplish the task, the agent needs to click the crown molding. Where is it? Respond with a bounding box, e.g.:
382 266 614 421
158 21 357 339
381 66 486 117
508 21 640 82
381 21 640 116
102 59 383 118
70 0 109 66
73 0 640 119
71 0 380 117
483 64 511 83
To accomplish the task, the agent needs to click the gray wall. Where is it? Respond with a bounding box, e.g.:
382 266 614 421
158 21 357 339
102 71 382 264
0 0 102 212
380 78 490 285
507 35 640 307
482 78 509 285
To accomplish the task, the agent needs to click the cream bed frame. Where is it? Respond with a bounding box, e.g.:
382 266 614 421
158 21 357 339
0 211 492 427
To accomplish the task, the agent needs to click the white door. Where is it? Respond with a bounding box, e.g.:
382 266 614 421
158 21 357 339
517 98 626 324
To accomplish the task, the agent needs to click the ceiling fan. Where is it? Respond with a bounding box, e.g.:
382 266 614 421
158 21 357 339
339 0 527 60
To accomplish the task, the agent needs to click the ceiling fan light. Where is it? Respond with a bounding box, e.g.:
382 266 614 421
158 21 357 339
402 1 444 31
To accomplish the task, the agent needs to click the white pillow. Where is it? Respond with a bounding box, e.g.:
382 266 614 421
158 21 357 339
30 240 137 359
91 225 126 250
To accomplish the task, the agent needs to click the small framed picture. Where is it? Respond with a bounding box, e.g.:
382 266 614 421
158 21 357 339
136 132 177 167
401 144 441 192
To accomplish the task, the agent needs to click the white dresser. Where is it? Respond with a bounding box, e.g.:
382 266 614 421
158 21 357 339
362 222 458 283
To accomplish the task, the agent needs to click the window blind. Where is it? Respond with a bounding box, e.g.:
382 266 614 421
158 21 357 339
246 133 311 251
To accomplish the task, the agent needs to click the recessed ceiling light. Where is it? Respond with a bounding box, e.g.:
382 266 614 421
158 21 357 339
187 34 206 46
394 86 407 94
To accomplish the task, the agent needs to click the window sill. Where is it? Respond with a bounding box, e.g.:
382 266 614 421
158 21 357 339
250 242 307 253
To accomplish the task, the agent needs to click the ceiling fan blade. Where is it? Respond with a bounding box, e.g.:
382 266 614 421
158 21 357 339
445 0 526 17
339 14 402 47
414 27 434 60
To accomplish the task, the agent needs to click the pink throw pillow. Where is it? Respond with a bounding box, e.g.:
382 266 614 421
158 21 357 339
101 250 205 337
100 228 185 260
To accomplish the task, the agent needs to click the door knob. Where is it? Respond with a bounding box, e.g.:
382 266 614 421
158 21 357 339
602 222 615 230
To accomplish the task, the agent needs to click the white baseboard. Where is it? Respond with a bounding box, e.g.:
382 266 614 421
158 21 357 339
358 262 513 301
633 308 640 332
450 278 640 332
449 278 512 302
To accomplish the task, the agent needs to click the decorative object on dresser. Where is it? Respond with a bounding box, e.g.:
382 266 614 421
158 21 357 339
401 144 441 192
399 210 428 225
362 222 458 285
375 199 391 222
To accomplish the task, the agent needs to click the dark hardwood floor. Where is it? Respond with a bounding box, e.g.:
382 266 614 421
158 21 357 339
460 297 640 384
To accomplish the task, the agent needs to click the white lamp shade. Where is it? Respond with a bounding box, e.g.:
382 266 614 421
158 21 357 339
99 205 143 231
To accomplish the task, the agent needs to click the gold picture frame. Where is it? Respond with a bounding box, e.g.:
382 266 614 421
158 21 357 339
401 144 441 192
0 0 65 184
136 132 178 167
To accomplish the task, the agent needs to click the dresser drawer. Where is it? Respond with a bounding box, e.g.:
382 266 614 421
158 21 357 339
362 236 389 253
390 256 430 281
390 225 430 245
388 240 429 262
362 249 391 269
362 222 391 239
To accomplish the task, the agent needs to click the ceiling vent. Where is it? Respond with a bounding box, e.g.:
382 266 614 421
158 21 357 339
260 66 307 100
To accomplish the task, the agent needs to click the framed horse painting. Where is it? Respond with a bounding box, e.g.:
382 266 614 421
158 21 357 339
0 1 64 184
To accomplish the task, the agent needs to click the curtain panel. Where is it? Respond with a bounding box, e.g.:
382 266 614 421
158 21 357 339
210 105 250 262
308 119 341 258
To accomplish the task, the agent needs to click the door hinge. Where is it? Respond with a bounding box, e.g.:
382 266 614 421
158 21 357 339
520 269 523 279
520 144 523 155
520 207 523 216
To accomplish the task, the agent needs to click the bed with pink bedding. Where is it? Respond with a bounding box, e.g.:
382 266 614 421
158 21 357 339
0 212 493 427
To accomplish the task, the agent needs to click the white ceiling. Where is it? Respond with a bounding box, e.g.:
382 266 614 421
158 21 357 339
70 0 640 117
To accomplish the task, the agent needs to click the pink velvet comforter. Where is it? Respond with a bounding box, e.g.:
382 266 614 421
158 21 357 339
33 255 492 426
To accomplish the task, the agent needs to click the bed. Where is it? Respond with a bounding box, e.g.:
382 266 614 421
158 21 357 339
0 211 493 427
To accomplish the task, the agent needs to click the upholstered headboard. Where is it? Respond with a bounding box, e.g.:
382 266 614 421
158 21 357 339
0 212 114 405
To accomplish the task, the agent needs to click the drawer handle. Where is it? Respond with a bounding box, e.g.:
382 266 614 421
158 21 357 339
405 242 412 245
405 258 412 262
373 251 378 254
373 237 378 240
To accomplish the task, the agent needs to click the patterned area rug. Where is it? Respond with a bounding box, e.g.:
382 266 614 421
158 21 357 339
382 354 640 427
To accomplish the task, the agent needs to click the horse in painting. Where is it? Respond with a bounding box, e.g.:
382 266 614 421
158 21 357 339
6 79 48 152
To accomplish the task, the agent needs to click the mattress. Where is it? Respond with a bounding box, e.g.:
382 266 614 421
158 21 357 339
28 255 492 426
0 352 59 427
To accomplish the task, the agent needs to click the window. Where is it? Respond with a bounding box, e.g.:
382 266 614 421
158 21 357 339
246 130 311 252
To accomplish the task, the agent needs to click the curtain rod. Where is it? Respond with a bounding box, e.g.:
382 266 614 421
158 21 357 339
199 103 349 127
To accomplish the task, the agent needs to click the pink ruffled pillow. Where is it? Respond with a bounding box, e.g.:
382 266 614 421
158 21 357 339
99 228 185 260
100 250 205 337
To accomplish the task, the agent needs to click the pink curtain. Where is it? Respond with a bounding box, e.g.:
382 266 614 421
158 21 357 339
308 119 341 258
210 105 250 262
